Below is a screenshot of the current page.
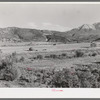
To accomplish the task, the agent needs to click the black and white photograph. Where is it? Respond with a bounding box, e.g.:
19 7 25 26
0 2 100 89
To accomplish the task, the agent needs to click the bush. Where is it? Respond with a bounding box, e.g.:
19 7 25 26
0 56 19 81
61 53 66 57
50 68 80 88
37 55 43 59
19 74 31 83
19 56 25 62
75 50 84 57
0 49 2 53
29 47 33 51
11 52 18 62
53 44 56 45
45 55 50 59
91 52 97 57
75 65 98 88
90 42 97 47
49 64 100 88
3 64 19 81
16 63 100 88
4 52 18 63
18 68 55 87
50 54 57 59
12 52 17 57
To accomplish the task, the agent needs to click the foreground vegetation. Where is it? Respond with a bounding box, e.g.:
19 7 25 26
16 63 100 88
0 50 100 88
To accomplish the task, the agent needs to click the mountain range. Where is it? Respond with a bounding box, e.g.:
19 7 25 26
1 22 100 43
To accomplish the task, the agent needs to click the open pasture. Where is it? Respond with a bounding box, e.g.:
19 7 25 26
0 42 100 54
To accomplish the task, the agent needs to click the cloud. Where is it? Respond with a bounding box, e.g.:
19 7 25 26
28 22 38 29
42 22 52 26
42 22 70 32
28 22 70 32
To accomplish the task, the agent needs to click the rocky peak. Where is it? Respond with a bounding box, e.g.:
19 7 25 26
78 24 96 30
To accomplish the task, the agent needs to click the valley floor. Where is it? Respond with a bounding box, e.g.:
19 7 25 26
0 42 100 87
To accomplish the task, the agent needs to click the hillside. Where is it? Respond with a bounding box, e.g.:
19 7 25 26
0 27 46 42
43 22 100 43
65 22 100 43
1 22 100 43
0 27 69 43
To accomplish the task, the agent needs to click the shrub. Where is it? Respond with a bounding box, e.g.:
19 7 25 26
91 52 97 57
12 52 17 57
74 50 84 57
75 65 98 88
18 68 55 87
0 58 19 81
89 52 97 57
33 57 37 59
37 55 43 59
60 53 67 59
61 53 66 57
11 52 18 62
29 47 33 51
19 56 25 62
45 55 50 59
50 68 80 88
3 64 19 81
49 64 100 88
50 54 57 59
19 74 31 83
4 52 18 63
90 42 97 47
16 63 100 88
0 49 2 53
53 44 56 45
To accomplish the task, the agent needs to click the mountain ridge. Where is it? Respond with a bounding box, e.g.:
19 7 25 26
0 22 100 43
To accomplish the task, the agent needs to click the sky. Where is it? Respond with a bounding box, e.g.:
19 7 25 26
0 3 100 31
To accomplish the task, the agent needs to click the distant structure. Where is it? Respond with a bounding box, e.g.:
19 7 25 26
90 42 97 47
43 33 51 42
